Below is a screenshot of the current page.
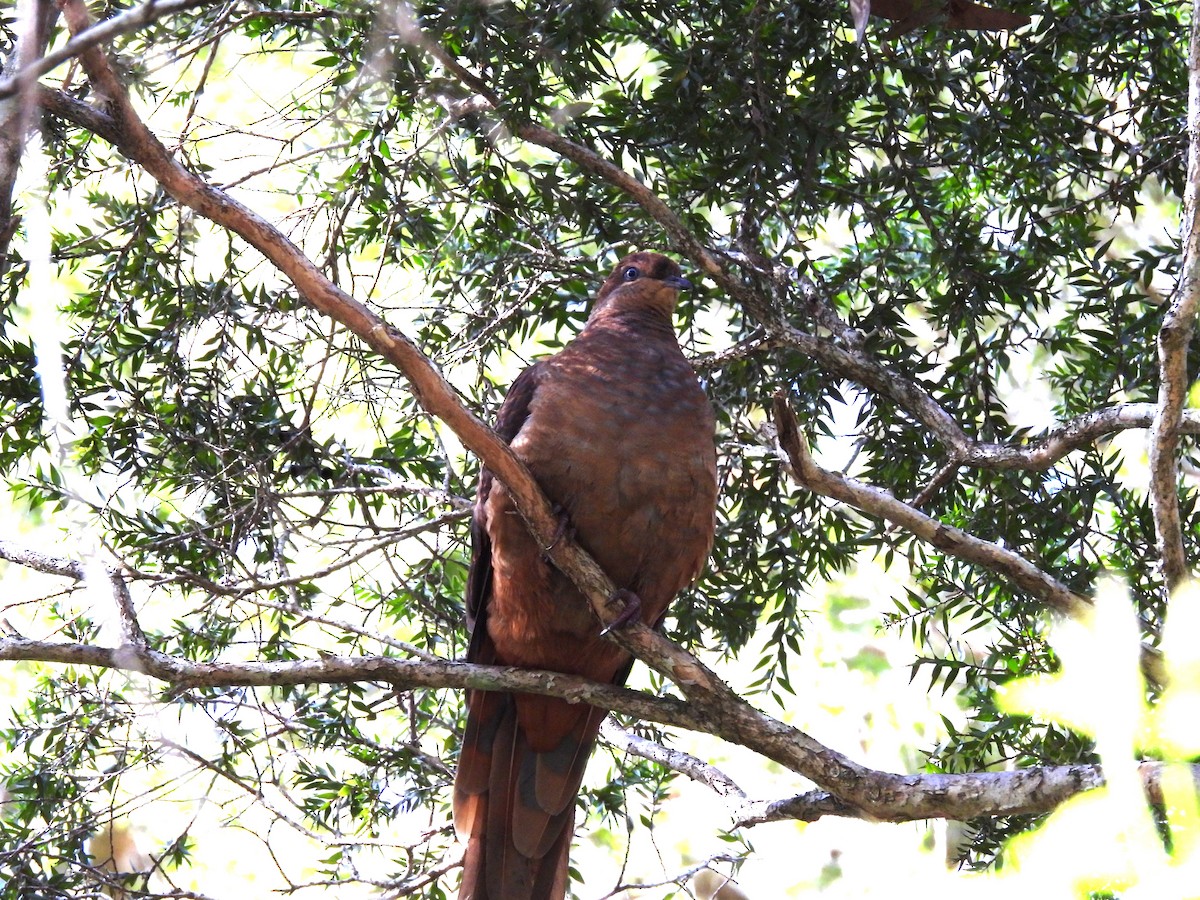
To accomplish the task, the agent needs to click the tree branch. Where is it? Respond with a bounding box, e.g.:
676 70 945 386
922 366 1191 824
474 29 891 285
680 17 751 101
774 306 1200 474
770 393 1169 686
731 763 1200 828
241 594 441 662
1 537 1166 826
51 0 731 703
973 403 1200 472
157 508 470 599
772 320 976 456
732 789 860 827
770 392 1091 620
0 0 58 270
1148 0 1200 593
0 537 86 578
106 562 147 650
695 333 1200 471
0 634 694 724
600 720 747 804
0 0 219 101
4 630 1184 826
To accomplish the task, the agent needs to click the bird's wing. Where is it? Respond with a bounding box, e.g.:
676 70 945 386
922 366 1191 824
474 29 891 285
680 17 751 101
465 362 544 637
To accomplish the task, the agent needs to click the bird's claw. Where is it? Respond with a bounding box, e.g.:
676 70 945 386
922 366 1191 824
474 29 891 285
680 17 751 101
599 589 643 636
541 505 575 559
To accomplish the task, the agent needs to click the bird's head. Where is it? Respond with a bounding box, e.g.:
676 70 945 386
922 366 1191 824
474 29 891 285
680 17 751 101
589 251 692 322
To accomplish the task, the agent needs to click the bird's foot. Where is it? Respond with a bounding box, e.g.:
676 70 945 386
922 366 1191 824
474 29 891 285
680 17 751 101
599 589 643 636
541 504 575 560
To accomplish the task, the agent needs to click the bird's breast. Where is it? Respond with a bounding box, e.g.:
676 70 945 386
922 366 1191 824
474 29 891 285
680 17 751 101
520 341 715 570
483 330 717 673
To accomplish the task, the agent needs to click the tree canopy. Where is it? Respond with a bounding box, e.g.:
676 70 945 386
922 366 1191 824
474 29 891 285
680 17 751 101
0 0 1197 896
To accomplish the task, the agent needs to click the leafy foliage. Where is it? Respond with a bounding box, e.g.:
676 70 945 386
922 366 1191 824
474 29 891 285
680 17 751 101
0 0 1192 895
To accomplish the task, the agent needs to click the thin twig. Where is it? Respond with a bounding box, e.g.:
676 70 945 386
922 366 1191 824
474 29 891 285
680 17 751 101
244 595 440 662
597 853 744 899
600 720 746 803
907 459 962 510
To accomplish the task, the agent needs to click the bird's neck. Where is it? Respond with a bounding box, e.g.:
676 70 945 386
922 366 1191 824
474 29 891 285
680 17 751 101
585 303 677 340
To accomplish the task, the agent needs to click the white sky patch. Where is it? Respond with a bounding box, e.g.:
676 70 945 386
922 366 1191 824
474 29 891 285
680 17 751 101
20 137 73 436
13 136 141 649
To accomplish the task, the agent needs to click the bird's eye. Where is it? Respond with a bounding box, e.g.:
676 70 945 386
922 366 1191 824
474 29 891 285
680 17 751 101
623 266 640 281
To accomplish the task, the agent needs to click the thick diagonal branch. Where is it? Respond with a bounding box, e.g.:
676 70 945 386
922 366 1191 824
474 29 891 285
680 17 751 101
52 0 727 703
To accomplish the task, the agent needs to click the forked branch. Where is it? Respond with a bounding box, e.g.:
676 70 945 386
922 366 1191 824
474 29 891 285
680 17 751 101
769 392 1168 686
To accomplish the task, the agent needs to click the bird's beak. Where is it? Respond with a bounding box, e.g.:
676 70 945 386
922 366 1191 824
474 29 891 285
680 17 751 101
663 275 692 291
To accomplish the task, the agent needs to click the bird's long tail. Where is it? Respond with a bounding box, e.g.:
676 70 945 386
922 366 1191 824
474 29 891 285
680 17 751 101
454 687 606 900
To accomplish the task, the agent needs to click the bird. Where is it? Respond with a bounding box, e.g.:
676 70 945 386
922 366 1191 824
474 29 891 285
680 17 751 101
453 251 719 900
853 0 1031 40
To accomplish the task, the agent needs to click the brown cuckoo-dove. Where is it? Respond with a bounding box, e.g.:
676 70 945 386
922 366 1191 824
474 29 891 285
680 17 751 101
453 251 719 900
